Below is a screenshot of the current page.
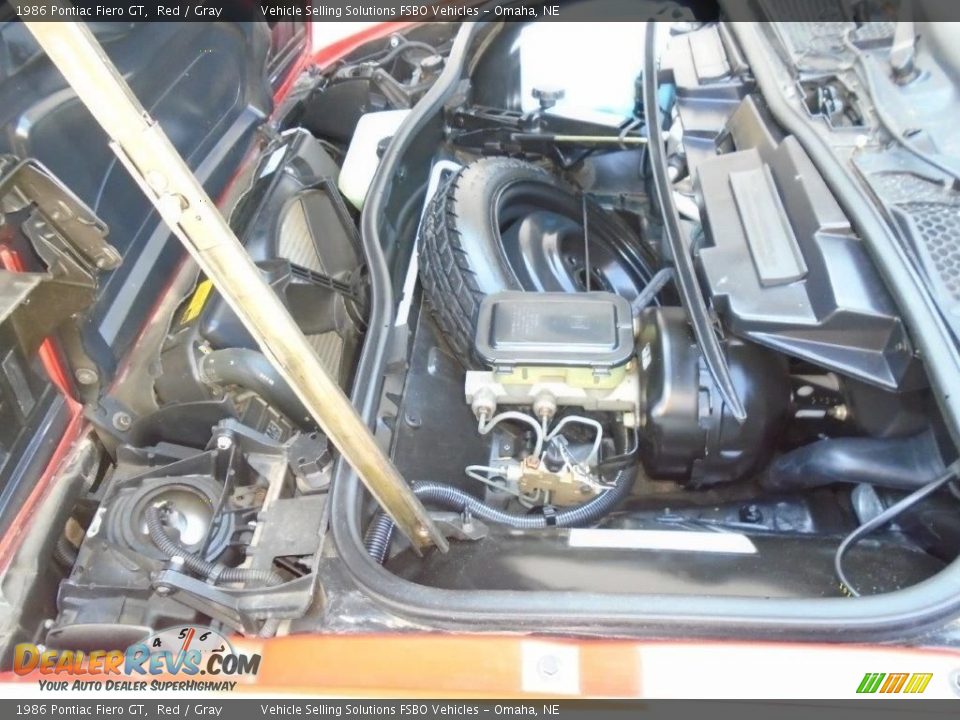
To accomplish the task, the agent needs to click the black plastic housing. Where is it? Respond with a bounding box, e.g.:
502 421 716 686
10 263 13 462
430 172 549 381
694 101 916 391
637 307 790 485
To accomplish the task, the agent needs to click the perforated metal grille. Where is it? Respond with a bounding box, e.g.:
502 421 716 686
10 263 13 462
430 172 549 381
758 0 847 22
900 201 960 301
767 18 854 72
279 194 344 377
851 22 895 46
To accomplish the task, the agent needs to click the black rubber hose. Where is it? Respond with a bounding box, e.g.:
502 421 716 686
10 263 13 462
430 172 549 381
145 505 283 587
836 460 960 597
630 267 673 316
641 21 745 422
365 468 635 564
54 534 78 568
198 348 311 427
364 514 396 565
764 431 945 492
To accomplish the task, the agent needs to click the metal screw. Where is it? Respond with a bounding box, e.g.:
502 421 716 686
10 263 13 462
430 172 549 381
216 435 233 451
112 412 132 432
739 504 762 524
75 368 98 385
155 585 171 596
537 655 560 678
828 404 850 422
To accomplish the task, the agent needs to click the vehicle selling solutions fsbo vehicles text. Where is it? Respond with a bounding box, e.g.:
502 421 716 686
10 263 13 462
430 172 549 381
259 4 559 18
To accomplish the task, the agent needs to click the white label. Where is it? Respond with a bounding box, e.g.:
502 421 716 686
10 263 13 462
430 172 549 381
640 342 652 370
258 146 287 178
86 507 106 538
568 528 757 554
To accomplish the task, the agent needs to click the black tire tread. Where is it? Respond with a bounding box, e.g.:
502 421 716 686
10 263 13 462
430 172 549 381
417 157 649 368
418 169 487 366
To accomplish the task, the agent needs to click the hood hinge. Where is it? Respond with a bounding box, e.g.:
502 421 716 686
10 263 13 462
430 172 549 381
0 155 122 403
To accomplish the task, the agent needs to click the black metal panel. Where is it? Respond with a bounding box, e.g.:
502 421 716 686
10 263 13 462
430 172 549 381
0 284 71 532
389 528 943 599
0 20 273 374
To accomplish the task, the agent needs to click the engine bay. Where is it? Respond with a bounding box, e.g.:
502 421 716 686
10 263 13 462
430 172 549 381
8 15 960 651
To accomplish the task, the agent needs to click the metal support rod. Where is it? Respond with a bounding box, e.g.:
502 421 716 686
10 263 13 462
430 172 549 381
23 17 447 554
510 133 648 146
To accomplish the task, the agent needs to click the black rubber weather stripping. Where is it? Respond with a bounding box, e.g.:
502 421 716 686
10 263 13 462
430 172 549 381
641 22 746 421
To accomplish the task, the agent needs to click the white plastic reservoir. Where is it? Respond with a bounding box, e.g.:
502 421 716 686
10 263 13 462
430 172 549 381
338 109 411 209
518 23 668 127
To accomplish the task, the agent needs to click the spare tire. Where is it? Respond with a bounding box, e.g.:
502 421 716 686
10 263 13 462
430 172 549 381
418 157 657 367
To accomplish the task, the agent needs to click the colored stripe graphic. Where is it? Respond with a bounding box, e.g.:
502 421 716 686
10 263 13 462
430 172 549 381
880 673 908 693
857 672 932 694
857 673 885 693
904 673 933 694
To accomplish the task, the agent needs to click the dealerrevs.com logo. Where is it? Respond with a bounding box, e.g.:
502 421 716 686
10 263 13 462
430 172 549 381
856 672 933 694
13 626 260 692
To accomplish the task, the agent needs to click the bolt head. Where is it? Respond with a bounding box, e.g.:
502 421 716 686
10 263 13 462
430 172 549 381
75 368 98 386
111 412 132 431
216 435 233 451
537 655 560 677
419 54 444 74
739 504 763 524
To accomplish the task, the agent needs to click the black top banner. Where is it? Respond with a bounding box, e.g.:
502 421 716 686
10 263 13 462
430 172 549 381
5 0 960 23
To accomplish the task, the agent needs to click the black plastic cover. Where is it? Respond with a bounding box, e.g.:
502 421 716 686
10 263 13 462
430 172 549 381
695 100 917 390
474 291 634 369
199 131 347 351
